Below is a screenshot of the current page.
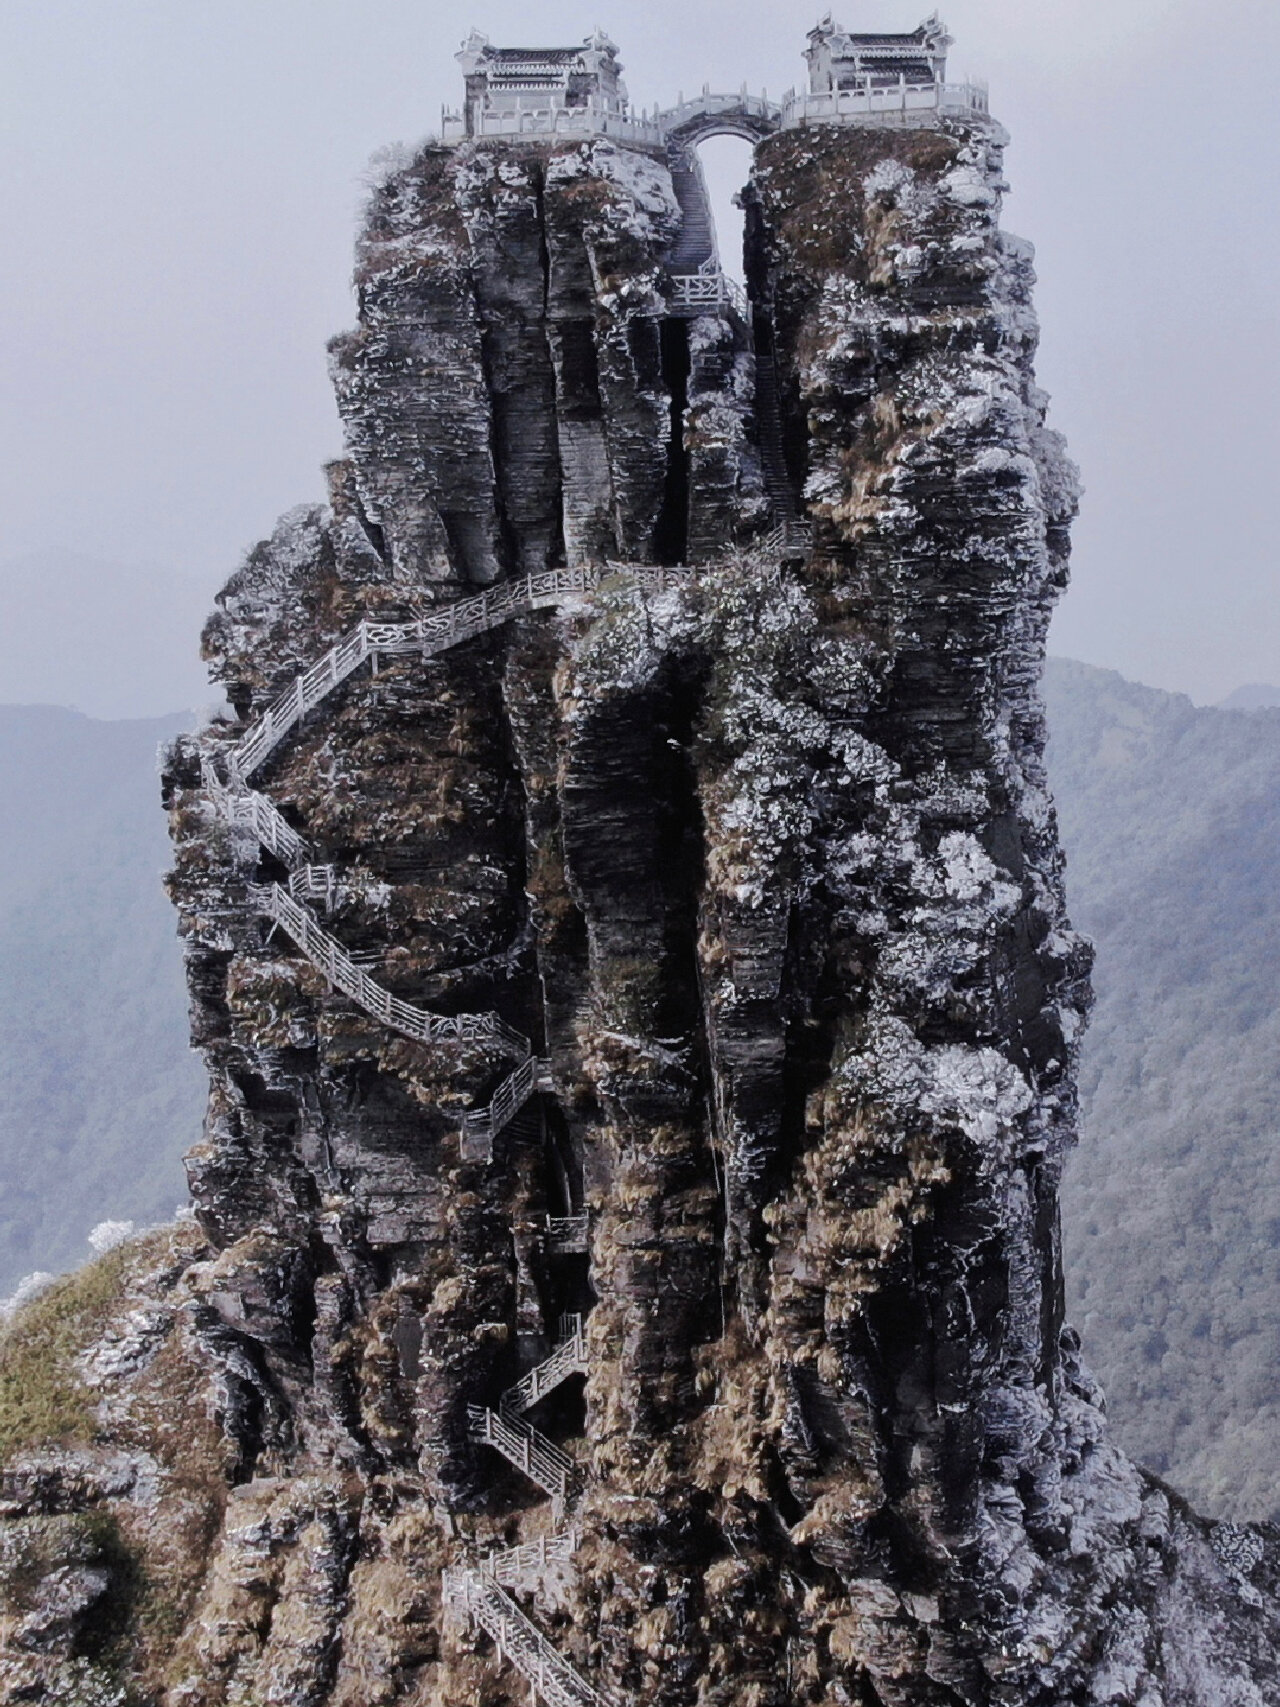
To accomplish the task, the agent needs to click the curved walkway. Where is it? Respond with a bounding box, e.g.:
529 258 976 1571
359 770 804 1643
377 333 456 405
205 558 640 1702
659 89 779 147
452 1315 603 1705
227 565 690 783
204 564 691 1084
252 881 529 1057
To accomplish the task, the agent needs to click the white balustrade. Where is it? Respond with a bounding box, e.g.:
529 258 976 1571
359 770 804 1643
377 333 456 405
546 1215 589 1255
249 881 529 1057
462 1056 555 1161
669 270 748 318
779 79 989 129
228 566 625 781
443 1570 607 1707
478 1531 577 1592
468 1404 575 1500
759 520 813 558
287 864 338 907
201 759 311 870
199 565 695 1126
438 81 989 148
221 566 690 788
503 1315 588 1415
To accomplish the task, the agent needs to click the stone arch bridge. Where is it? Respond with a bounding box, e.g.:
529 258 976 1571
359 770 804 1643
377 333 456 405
656 90 781 148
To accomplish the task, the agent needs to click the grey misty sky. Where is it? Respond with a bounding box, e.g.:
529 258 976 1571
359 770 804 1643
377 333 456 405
0 0 1275 710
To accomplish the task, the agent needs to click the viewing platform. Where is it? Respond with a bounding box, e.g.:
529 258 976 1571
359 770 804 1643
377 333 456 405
440 17 990 146
781 78 988 127
440 78 988 145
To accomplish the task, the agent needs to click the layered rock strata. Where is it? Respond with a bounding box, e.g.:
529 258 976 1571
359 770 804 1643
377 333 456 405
1 119 1277 1707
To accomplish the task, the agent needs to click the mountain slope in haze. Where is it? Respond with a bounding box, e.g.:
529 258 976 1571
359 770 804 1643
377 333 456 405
1219 682 1280 710
0 705 205 1293
0 552 218 718
2 671 1277 1526
1047 657 1280 1521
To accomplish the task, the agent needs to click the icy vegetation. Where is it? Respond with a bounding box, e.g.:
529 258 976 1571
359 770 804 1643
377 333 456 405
0 112 1276 1705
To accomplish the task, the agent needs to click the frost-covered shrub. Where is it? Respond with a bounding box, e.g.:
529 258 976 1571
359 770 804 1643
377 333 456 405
86 1221 135 1257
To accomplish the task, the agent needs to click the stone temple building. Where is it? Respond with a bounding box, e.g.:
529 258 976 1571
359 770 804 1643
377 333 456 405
805 10 953 92
454 28 628 138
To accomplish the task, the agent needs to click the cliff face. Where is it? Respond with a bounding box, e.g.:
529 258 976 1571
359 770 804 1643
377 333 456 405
2 120 1277 1707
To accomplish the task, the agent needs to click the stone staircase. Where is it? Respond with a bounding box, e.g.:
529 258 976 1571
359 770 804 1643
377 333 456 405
201 563 692 1146
224 564 689 783
249 880 530 1056
667 145 716 273
452 1313 604 1704
199 561 694 1707
462 1054 555 1161
752 328 810 548
468 1405 576 1503
442 1568 607 1707
504 1314 588 1414
467 1314 589 1504
201 758 311 869
665 144 746 316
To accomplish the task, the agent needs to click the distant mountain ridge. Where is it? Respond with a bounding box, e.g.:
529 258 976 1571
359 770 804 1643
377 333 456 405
0 705 205 1292
1218 682 1280 710
1047 658 1280 1520
0 552 218 719
0 673 1277 1522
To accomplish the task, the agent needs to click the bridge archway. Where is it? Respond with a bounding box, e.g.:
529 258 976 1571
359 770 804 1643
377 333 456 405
657 90 782 152
665 112 778 150
691 134 755 286
659 97 780 289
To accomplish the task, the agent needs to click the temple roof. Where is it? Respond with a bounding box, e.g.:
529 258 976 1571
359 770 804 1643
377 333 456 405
480 47 593 64
806 12 953 54
457 29 621 71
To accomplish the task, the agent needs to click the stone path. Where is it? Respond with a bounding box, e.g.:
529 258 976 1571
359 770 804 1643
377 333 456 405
452 1314 604 1704
202 566 690 1129
197 563 701 1703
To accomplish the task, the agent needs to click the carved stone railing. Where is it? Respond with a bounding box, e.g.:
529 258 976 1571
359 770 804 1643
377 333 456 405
462 1055 555 1162
669 266 748 318
476 1530 578 1593
468 1404 575 1502
503 1315 587 1415
202 568 693 1118
780 80 989 129
442 1569 607 1707
226 565 689 783
546 1215 589 1255
759 521 812 558
450 1309 599 1700
442 97 667 147
202 759 311 869
438 79 988 149
250 881 529 1058
286 864 337 907
658 87 780 140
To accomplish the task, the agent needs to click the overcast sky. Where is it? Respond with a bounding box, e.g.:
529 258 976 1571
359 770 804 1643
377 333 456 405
0 0 1275 713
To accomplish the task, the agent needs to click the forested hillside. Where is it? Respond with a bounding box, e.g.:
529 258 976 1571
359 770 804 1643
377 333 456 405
1 674 1277 1523
0 706 204 1293
1048 659 1280 1521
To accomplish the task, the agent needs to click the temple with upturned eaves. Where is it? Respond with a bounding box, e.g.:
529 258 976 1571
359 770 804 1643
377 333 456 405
805 10 952 93
454 29 629 138
442 15 985 144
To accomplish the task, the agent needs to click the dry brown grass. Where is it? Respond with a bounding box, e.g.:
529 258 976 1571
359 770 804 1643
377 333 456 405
0 1241 150 1464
